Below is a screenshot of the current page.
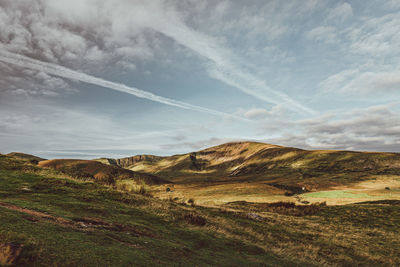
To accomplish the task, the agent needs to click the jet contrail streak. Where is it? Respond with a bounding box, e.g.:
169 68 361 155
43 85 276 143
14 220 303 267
0 50 247 121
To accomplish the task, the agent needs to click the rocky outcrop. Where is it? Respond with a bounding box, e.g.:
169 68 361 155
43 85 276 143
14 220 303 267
116 155 163 168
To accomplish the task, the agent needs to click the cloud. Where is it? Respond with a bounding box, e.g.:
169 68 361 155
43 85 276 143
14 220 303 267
327 2 353 22
267 103 400 152
0 62 76 96
306 26 337 44
0 0 315 116
348 13 400 57
160 137 239 151
144 2 315 115
0 50 245 120
0 101 200 158
243 108 270 119
320 68 400 94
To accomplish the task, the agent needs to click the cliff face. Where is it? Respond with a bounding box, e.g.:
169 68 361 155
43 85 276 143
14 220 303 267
116 155 164 168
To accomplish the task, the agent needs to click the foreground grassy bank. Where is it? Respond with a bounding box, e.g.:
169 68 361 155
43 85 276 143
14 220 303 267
0 155 399 266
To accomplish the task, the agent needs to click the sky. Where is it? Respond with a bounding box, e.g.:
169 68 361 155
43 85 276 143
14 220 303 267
1 0 400 159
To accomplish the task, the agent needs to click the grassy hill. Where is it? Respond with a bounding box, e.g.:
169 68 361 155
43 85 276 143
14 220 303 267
38 159 168 186
106 142 400 205
6 152 46 163
0 154 399 266
113 141 400 183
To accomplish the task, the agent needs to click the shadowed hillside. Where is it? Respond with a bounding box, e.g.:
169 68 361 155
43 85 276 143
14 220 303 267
38 159 168 186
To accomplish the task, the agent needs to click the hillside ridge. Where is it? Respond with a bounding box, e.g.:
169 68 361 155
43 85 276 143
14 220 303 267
104 141 400 190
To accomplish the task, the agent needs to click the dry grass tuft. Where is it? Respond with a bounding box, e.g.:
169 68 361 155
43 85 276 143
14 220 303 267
264 201 327 216
226 201 327 216
0 243 23 266
183 213 207 226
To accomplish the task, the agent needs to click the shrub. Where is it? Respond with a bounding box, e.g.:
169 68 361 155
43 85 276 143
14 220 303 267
116 181 152 197
134 184 146 195
187 198 195 206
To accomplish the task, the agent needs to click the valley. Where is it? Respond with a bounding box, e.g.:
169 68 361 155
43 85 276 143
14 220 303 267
1 142 400 266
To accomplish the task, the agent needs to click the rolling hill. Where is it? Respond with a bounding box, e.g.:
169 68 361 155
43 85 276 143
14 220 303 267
38 159 168 186
101 142 400 205
6 152 46 163
103 141 400 186
0 153 399 266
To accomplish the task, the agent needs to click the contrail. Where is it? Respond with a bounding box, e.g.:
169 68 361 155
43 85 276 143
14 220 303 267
0 50 247 121
154 21 315 115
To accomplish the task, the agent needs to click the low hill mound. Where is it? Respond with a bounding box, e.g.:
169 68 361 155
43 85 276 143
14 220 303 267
38 159 167 185
6 152 46 163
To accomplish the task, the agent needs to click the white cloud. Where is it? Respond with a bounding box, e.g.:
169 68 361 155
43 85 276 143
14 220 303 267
0 62 76 96
0 50 242 120
348 13 400 57
244 108 270 119
267 103 400 152
0 0 314 115
327 2 353 22
306 26 337 44
320 68 400 94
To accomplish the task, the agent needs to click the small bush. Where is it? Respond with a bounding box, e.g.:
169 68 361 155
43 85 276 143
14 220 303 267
134 184 147 195
187 198 195 206
29 159 39 165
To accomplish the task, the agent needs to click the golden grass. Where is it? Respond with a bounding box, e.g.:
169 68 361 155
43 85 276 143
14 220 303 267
149 173 400 207
300 176 400 205
0 243 22 266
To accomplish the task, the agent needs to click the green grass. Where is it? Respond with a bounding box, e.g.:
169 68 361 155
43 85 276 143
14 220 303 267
304 190 378 199
0 157 295 266
1 155 400 266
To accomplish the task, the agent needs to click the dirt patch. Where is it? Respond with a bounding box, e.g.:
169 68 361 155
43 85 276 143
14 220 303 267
0 202 153 237
0 243 23 266
71 217 155 237
0 202 74 227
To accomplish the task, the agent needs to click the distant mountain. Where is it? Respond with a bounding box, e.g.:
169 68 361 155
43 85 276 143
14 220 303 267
107 141 400 190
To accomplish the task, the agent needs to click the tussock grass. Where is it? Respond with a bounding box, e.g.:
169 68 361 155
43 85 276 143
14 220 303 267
182 213 207 226
225 201 327 216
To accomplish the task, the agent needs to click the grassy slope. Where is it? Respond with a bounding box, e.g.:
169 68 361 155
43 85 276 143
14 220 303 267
1 155 400 266
6 153 46 162
38 159 167 186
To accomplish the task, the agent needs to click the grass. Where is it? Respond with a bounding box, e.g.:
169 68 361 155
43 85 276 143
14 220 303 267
0 156 295 266
304 190 378 199
0 155 400 266
225 201 327 216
